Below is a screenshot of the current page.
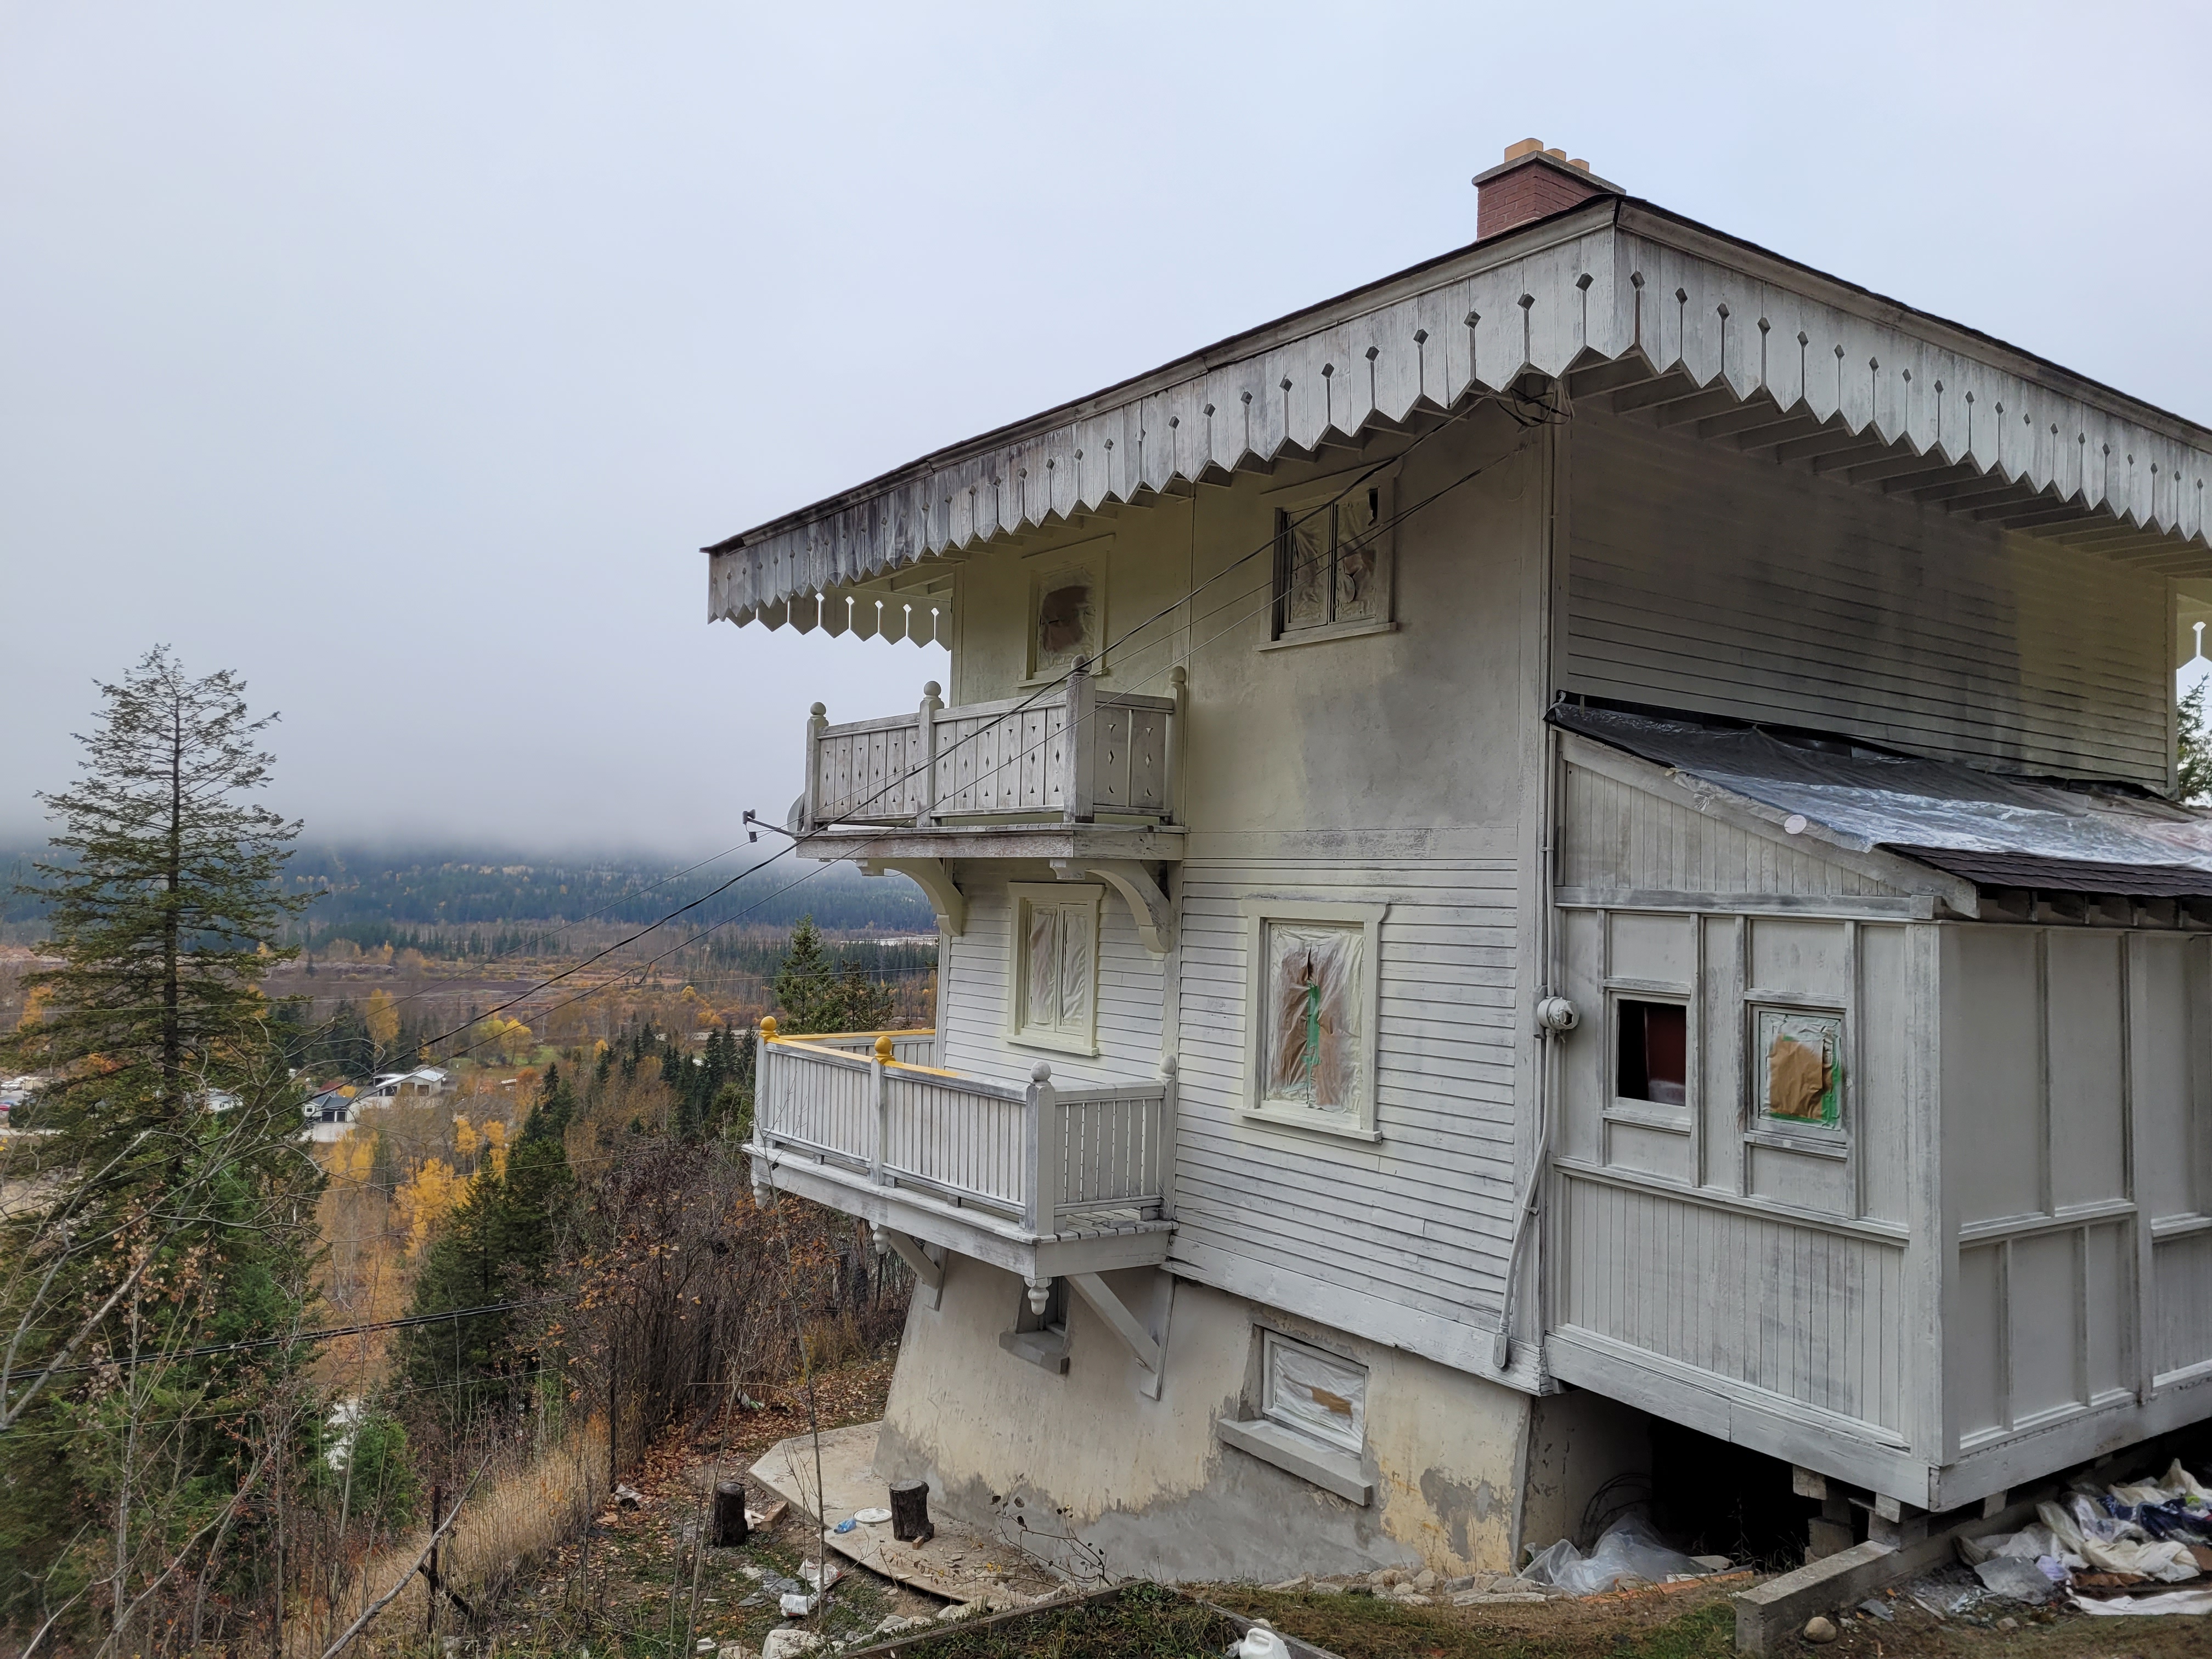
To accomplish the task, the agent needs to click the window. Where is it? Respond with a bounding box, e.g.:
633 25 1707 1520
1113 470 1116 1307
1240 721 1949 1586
1007 884 1101 1054
1755 1008 1843 1133
1268 482 1393 644
1261 1331 1366 1454
1216 1328 1374 1504
1240 900 1386 1138
1616 1000 1688 1107
1026 555 1104 681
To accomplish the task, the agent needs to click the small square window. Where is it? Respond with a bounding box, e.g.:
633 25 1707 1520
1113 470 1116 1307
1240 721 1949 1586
1756 1009 1843 1132
1616 1000 1688 1107
1262 1332 1367 1454
1270 485 1392 641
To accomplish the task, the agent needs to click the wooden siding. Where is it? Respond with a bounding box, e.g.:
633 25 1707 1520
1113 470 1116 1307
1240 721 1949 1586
1172 856 1522 1325
1565 414 2171 787
2154 1233 2212 1381
1555 1173 1909 1432
1560 761 1901 899
938 870 1169 1092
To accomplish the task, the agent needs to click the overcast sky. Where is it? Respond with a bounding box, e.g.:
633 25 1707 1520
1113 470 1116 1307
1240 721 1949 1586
5 2 2208 856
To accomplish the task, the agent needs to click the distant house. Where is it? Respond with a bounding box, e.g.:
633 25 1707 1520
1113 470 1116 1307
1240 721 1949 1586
354 1066 452 1108
713 139 2212 1581
302 1087 357 1143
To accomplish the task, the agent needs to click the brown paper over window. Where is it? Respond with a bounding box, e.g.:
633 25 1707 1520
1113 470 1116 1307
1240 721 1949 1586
1767 1036 1829 1121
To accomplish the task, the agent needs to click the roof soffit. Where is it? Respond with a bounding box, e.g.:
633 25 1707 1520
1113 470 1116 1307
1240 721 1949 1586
709 205 2212 630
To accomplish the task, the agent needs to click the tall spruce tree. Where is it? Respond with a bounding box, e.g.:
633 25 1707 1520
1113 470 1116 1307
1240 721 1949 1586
772 915 894 1034
0 648 321 1634
398 1065 575 1430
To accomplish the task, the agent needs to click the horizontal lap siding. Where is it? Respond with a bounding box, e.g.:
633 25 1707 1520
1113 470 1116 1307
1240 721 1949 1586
1567 415 2169 788
1559 1173 1909 1432
1173 857 1522 1325
939 872 1167 1091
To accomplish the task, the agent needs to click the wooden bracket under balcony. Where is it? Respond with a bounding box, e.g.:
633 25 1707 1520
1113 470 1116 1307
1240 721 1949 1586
857 856 967 935
1052 858 1173 954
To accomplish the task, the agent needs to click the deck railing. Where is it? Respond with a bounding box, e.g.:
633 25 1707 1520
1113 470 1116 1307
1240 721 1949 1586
751 1020 1176 1234
802 664 1179 830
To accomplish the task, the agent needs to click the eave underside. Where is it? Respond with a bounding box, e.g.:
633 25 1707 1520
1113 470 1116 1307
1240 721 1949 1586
709 207 2212 634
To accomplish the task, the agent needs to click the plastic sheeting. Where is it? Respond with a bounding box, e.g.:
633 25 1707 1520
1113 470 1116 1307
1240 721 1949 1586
1263 1334 1366 1454
1263 923 1362 1112
1521 1517 1711 1595
1551 705 2212 882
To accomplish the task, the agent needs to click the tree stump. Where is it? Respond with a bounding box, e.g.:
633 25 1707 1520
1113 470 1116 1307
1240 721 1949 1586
889 1479 934 1544
712 1481 750 1547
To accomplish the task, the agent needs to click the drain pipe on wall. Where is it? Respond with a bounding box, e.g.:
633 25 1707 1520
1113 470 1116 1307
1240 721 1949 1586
1494 402 1573 1378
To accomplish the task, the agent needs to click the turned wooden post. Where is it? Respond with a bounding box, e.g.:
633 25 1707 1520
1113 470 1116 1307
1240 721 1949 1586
889 1478 934 1544
712 1481 749 1547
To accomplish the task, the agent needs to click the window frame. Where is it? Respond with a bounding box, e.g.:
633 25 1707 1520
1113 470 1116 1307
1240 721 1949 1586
1021 540 1111 685
1257 467 1399 650
1609 992 1693 1126
1745 1000 1849 1156
1006 882 1104 1057
1238 898 1387 1142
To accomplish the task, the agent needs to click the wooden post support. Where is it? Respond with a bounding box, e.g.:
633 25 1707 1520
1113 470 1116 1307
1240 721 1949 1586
871 1035 891 1187
1063 658 1096 823
425 1483 442 1638
916 681 943 828
712 1481 750 1548
803 703 828 829
1023 1064 1059 1237
889 1479 934 1544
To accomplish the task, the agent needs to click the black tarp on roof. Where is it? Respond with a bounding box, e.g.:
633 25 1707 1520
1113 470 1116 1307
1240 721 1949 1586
1551 704 2212 898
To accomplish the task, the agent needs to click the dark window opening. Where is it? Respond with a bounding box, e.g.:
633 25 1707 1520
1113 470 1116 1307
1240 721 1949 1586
1617 1000 1688 1107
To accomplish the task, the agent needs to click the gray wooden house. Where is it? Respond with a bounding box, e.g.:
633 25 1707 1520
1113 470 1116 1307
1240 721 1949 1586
709 139 2212 1580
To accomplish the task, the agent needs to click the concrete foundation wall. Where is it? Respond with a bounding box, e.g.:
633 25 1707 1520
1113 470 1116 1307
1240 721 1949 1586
873 1252 1538 1582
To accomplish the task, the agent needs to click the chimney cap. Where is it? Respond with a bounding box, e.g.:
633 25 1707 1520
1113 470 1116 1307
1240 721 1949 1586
1470 144 1623 196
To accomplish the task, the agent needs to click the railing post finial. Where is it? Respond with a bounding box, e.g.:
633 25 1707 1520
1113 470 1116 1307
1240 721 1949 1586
875 1034 895 1063
760 1015 778 1042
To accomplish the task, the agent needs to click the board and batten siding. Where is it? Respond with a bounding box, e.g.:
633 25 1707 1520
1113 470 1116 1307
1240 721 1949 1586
1564 413 2171 788
1560 760 1904 901
1172 851 1524 1332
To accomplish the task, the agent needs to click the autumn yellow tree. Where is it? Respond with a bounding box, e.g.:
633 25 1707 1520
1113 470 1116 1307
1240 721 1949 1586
365 988 399 1057
393 1158 464 1254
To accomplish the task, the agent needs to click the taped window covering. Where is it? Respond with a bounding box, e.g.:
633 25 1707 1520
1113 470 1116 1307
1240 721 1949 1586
1273 486 1387 638
1263 1333 1367 1454
1262 922 1362 1114
1013 890 1097 1049
1757 1009 1842 1130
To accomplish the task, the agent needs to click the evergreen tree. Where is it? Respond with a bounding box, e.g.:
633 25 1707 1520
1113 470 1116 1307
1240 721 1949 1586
398 1067 574 1429
772 916 895 1033
2181 678 2212 804
0 648 320 1630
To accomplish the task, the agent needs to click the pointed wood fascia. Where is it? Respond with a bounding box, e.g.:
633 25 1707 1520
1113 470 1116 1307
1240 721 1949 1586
1051 858 1173 953
859 857 967 935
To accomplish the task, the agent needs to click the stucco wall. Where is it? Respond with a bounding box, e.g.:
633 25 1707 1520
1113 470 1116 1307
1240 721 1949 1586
873 1252 1536 1582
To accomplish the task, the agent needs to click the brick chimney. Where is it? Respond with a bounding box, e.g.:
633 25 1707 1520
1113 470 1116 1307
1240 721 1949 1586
1472 138 1622 240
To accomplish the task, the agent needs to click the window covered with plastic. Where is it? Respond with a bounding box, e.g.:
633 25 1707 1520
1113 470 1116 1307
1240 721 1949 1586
1262 1331 1367 1453
1262 922 1363 1116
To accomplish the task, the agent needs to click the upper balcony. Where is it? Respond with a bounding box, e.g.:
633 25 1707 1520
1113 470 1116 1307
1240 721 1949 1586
795 663 1184 854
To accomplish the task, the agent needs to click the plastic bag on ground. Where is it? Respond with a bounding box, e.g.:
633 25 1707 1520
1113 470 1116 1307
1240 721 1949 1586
1519 1516 1707 1595
1972 1556 2056 1602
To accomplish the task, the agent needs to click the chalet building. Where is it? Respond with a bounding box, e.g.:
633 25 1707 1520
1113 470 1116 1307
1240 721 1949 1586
707 141 2212 1579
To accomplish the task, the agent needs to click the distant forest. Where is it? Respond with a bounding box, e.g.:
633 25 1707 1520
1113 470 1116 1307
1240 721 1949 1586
0 845 935 955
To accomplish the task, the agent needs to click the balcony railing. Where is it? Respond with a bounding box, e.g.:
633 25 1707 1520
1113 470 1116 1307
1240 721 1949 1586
750 1021 1175 1235
802 664 1178 831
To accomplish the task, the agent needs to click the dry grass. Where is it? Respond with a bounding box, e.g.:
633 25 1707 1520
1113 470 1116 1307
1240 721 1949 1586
303 1419 610 1657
